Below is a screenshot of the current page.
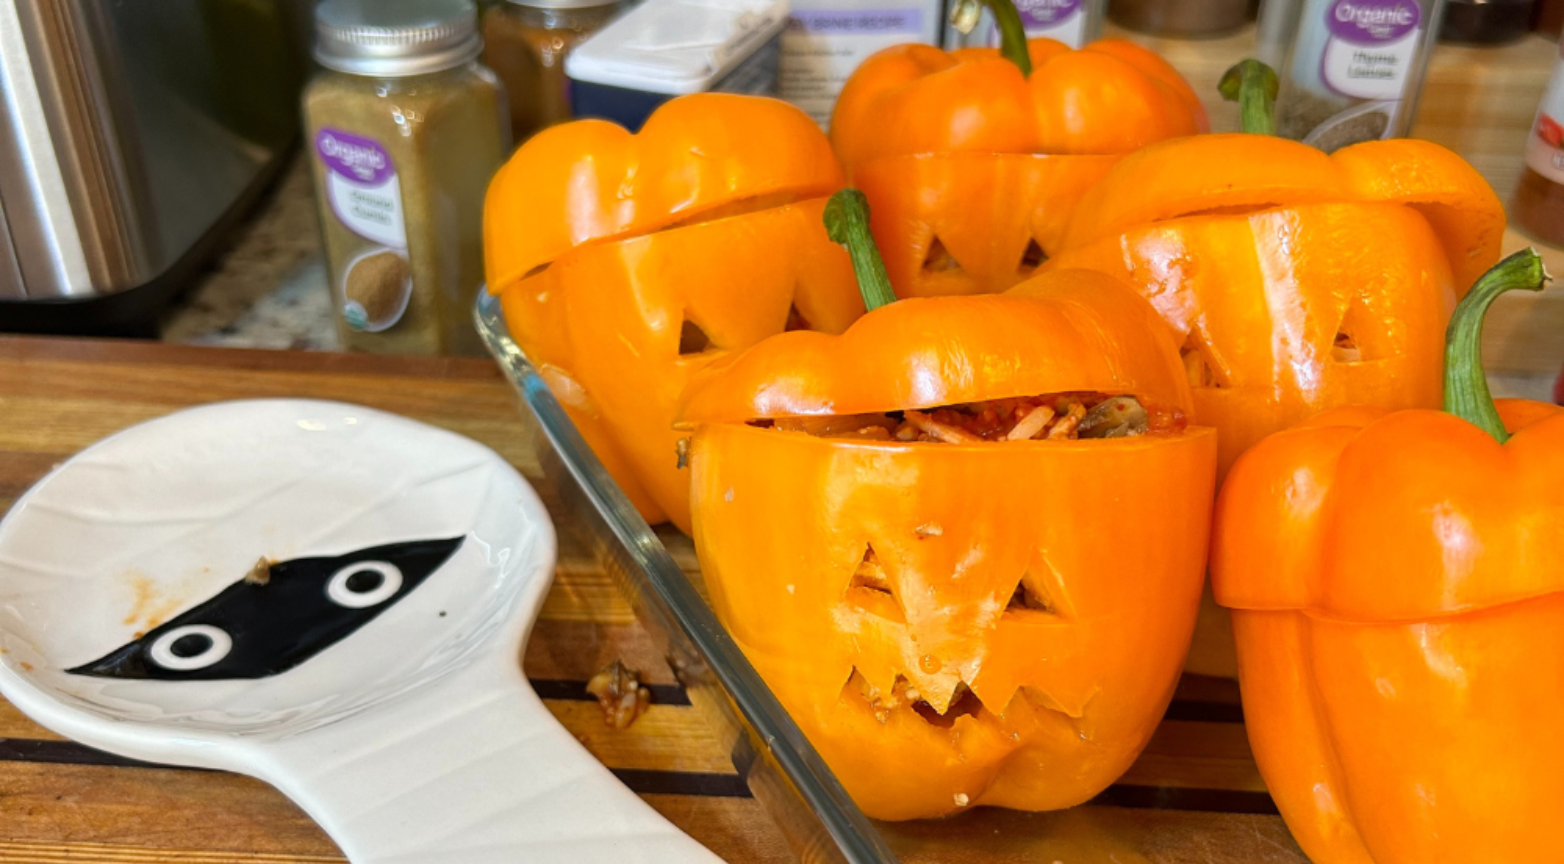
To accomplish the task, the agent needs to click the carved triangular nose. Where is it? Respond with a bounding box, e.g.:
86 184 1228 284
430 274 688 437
1180 329 1230 389
1018 238 1047 274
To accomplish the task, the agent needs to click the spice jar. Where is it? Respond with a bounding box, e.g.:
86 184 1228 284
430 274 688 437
1512 40 1564 247
1439 0 1534 41
1537 0 1564 36
1258 0 1447 149
482 0 618 144
304 0 510 356
1108 0 1257 38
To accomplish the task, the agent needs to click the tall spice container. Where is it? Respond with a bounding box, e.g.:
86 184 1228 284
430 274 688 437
482 0 618 144
1107 0 1254 37
1513 41 1564 247
1256 0 1446 149
305 0 510 356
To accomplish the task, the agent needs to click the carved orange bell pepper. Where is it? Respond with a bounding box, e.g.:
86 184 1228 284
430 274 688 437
829 0 1207 299
486 93 845 294
1212 250 1564 864
1048 61 1505 678
830 18 1206 165
1047 62 1505 481
851 152 1120 298
680 191 1217 820
484 95 862 531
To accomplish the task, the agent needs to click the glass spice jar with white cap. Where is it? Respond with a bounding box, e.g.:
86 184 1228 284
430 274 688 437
304 0 510 356
482 0 619 144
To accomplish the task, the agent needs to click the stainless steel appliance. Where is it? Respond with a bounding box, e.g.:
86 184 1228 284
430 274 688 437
0 0 308 335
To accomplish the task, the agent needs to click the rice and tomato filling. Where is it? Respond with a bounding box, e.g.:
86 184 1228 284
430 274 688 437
747 392 1187 443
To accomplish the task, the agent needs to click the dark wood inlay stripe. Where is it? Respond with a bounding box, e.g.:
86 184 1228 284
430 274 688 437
1163 699 1245 724
1091 784 1278 815
0 736 1279 814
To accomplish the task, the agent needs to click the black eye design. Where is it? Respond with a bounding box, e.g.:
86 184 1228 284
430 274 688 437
148 624 233 671
67 536 464 681
326 561 403 608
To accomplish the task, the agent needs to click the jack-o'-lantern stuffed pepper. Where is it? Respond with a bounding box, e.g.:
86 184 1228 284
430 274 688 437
679 191 1217 820
484 95 863 532
1045 62 1505 677
1048 61 1505 481
1213 250 1564 864
832 0 1207 298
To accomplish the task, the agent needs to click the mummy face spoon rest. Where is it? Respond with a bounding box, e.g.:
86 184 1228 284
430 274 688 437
0 400 720 864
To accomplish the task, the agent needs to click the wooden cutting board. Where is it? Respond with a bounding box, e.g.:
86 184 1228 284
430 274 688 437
0 336 1301 864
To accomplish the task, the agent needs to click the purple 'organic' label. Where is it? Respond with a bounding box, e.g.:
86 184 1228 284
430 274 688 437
787 8 923 34
316 129 395 185
1326 0 1421 43
1017 0 1080 27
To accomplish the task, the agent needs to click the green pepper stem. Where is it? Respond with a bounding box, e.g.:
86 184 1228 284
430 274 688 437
824 189 898 312
948 0 1031 76
1218 59 1279 137
1444 248 1550 443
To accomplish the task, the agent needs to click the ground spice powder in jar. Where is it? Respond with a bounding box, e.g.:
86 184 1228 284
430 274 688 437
1259 0 1444 148
482 0 618 145
305 0 510 356
1512 40 1564 247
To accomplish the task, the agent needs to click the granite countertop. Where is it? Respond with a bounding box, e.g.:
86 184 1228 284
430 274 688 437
160 156 341 351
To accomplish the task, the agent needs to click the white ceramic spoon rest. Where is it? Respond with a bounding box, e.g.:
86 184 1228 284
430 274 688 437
0 399 723 864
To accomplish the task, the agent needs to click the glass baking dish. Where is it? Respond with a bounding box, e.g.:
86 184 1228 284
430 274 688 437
475 292 1304 864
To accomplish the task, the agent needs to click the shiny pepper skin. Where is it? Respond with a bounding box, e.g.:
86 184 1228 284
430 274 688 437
1213 400 1564 864
680 271 1217 820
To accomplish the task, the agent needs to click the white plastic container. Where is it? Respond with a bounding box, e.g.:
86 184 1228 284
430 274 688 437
780 0 943 127
566 0 789 131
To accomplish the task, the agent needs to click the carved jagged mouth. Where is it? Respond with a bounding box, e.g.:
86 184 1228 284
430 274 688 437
840 669 1081 733
836 544 1081 729
843 669 986 727
847 545 1061 619
680 302 812 358
919 236 1050 280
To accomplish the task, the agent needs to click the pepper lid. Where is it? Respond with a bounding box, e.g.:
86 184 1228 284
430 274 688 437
315 0 483 77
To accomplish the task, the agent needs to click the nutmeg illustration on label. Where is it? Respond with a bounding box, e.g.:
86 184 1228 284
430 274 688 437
342 249 412 332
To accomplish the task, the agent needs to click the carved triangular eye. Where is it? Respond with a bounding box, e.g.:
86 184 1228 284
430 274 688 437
679 319 712 355
922 237 963 275
784 303 811 332
1180 331 1230 389
850 545 892 596
845 544 906 623
1005 552 1074 619
1333 295 1386 363
1007 581 1049 613
1018 239 1047 273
